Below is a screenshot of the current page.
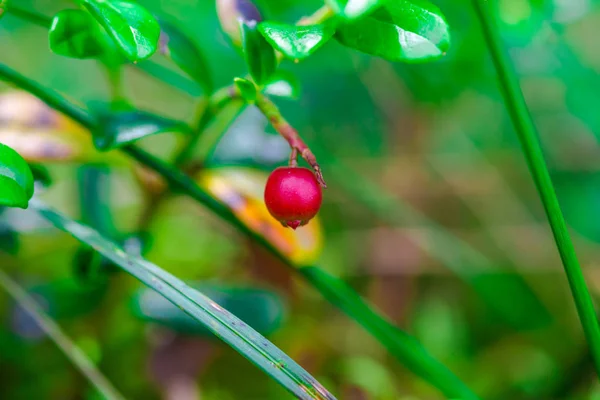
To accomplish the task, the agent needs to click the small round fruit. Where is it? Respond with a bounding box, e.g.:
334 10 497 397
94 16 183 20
264 167 322 229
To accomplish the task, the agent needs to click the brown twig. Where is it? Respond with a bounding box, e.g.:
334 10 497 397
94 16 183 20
255 92 326 187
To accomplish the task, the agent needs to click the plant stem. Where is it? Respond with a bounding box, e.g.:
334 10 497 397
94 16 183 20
472 0 600 377
6 3 51 27
0 65 94 128
0 268 125 400
255 92 326 186
104 65 125 102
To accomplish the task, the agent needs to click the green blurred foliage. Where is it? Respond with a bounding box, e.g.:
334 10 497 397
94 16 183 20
2 0 600 398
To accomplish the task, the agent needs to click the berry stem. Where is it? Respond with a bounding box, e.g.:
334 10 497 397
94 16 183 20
288 148 299 167
255 92 326 187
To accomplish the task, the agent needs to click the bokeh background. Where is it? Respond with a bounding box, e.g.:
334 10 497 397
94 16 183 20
2 0 600 399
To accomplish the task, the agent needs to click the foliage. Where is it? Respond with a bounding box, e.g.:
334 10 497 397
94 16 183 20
1 0 600 399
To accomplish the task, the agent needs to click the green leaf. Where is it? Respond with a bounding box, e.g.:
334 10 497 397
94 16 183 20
264 70 301 99
335 0 451 62
234 77 257 102
158 19 213 93
31 201 336 400
131 284 285 336
326 0 386 20
240 20 276 85
82 0 160 62
48 9 108 59
93 109 188 150
258 22 335 60
0 176 28 209
0 143 34 208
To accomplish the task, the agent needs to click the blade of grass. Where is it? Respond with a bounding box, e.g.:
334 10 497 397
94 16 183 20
472 0 600 377
0 267 125 400
29 200 336 400
0 63 479 400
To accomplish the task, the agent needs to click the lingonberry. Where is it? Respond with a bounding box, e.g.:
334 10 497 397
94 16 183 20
264 166 322 229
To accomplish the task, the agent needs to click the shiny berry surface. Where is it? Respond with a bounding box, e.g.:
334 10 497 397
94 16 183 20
264 167 322 229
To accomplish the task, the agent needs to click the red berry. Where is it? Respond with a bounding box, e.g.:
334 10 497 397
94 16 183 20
264 167 322 229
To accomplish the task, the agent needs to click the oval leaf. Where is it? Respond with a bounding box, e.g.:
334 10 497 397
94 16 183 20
326 0 386 20
82 0 160 62
94 109 188 150
48 9 108 59
158 19 213 93
335 0 451 62
258 22 335 60
240 20 276 85
131 284 285 336
233 77 257 102
197 167 323 265
31 201 336 400
0 143 34 208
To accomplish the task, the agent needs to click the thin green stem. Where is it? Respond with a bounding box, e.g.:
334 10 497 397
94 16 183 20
472 0 600 377
6 3 51 28
0 268 125 400
0 62 478 399
104 65 125 102
0 64 94 127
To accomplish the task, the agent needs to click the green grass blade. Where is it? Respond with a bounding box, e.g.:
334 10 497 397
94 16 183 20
29 200 336 400
0 268 125 400
472 0 600 377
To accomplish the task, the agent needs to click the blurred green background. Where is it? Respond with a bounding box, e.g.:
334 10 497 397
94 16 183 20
3 0 600 399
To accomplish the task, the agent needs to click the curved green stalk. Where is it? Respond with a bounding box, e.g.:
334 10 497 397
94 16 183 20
0 268 125 400
0 63 478 399
472 0 600 377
